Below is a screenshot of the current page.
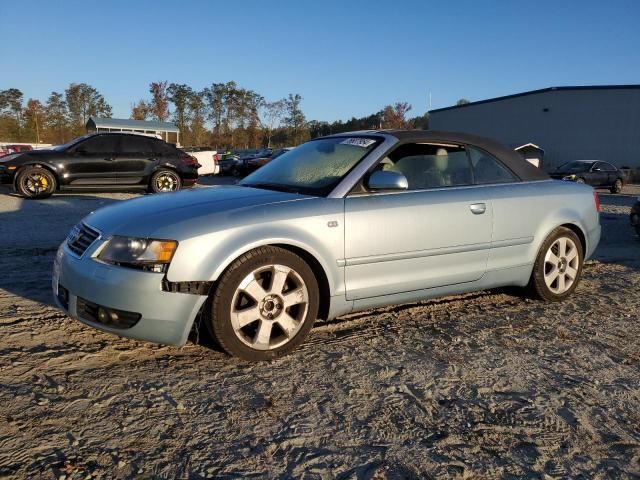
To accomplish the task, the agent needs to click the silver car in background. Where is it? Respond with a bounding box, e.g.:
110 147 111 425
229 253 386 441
53 130 601 361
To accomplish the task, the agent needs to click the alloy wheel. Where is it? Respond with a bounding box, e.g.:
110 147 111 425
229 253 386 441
543 236 579 294
155 172 180 192
21 172 50 195
229 264 309 350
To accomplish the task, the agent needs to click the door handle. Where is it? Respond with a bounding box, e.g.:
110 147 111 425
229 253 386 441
469 203 486 214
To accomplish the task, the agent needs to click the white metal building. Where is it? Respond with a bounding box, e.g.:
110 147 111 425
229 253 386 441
86 117 180 145
429 85 640 170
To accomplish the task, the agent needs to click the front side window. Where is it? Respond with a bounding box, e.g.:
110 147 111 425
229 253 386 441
77 135 118 154
375 143 473 190
240 137 381 196
468 147 518 184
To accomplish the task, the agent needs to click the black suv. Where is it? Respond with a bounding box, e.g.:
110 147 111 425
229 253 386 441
0 133 199 199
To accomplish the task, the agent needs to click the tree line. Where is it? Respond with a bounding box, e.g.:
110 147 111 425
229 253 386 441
0 82 430 148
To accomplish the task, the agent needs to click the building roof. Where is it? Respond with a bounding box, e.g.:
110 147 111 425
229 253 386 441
428 84 640 113
87 116 179 132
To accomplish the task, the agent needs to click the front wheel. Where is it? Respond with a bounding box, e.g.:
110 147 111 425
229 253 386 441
15 166 57 199
576 177 586 184
527 227 584 302
610 178 623 194
206 246 319 361
149 169 182 193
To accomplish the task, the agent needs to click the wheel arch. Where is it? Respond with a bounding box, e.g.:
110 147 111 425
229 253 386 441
13 163 60 191
559 222 587 255
272 243 331 321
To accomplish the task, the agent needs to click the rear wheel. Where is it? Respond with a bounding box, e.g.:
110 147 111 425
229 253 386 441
527 227 584 302
576 177 586 184
610 178 623 193
149 169 181 193
15 166 56 199
205 246 319 361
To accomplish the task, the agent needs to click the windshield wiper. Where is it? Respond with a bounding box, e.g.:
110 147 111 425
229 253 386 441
242 182 302 194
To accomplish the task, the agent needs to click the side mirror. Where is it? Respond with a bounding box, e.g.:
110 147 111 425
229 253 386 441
366 170 408 191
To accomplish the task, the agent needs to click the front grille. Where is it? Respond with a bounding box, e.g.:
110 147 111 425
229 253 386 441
76 297 141 329
66 223 101 257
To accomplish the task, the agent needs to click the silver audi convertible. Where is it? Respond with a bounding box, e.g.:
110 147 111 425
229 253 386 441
53 130 601 360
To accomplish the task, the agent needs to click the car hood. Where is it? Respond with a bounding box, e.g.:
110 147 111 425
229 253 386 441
84 185 312 239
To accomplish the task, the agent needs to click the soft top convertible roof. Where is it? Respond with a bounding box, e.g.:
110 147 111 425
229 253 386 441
327 129 549 182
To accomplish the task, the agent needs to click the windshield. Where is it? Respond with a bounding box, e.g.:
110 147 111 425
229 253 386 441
557 161 593 173
53 134 92 151
240 136 381 196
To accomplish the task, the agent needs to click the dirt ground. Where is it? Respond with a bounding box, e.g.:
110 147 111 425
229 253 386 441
0 179 639 479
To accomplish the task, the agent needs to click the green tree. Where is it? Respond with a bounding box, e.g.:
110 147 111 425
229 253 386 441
167 83 195 144
149 81 170 121
131 100 150 120
65 83 112 136
23 99 45 143
44 91 70 144
456 98 470 105
284 94 308 145
0 88 24 140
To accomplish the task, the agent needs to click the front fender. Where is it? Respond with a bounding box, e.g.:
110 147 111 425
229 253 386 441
166 204 345 296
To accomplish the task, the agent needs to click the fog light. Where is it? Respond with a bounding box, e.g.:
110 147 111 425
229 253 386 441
97 307 118 324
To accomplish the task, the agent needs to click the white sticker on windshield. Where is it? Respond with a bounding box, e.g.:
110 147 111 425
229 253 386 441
340 138 376 148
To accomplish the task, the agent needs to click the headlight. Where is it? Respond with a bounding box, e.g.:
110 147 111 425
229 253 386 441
97 236 177 272
562 175 576 181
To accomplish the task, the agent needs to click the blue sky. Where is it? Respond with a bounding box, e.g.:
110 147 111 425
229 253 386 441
1 0 639 121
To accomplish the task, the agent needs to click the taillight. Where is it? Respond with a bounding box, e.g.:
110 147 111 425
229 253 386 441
593 191 600 212
213 153 219 163
180 155 198 167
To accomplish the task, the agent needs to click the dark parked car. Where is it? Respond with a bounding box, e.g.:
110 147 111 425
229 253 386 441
0 133 199 199
631 198 640 236
245 147 293 174
218 154 241 175
550 160 624 193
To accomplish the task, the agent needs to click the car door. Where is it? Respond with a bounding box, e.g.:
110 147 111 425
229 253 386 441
589 162 609 186
599 162 618 185
466 146 536 271
343 143 493 301
116 135 158 185
62 135 118 185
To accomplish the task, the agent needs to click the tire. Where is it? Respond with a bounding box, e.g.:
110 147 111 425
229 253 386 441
149 169 182 193
610 178 623 194
576 177 586 184
231 166 241 177
205 246 319 361
527 227 584 302
15 166 56 199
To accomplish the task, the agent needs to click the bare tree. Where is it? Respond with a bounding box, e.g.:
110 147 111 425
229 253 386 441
262 99 287 148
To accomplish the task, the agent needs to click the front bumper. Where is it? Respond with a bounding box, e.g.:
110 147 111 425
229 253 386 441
52 242 208 346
